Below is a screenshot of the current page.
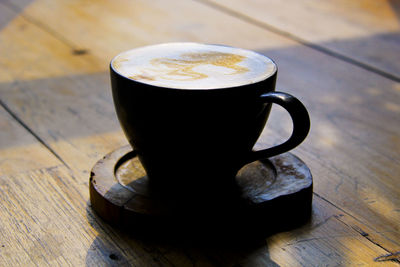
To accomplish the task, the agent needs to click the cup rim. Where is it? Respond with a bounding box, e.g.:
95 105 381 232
110 42 278 91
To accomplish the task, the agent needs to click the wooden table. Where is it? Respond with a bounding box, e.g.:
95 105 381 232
1 0 399 265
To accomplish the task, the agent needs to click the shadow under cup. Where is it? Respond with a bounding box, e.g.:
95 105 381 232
110 62 309 197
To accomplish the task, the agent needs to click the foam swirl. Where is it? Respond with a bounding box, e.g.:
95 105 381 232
112 43 276 89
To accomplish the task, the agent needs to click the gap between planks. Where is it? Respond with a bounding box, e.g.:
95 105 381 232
3 0 400 83
314 192 393 255
0 98 71 169
193 0 400 83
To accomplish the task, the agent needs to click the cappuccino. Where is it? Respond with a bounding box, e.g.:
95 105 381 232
111 43 276 89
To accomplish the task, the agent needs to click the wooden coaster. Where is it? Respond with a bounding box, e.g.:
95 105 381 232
90 146 313 238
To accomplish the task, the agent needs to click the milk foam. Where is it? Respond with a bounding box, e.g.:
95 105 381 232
112 43 276 89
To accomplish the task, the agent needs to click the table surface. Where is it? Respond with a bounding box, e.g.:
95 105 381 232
0 0 399 266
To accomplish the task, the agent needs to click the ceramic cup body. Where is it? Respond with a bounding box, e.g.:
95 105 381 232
110 46 309 193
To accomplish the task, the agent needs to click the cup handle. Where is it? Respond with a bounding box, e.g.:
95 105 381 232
246 91 310 163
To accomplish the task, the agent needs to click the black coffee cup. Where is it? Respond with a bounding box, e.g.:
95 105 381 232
110 44 310 194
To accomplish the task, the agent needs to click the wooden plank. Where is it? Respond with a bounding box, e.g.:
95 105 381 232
0 105 61 175
202 0 400 80
0 1 128 175
0 0 399 265
0 166 178 266
0 2 101 84
0 165 394 266
214 196 397 266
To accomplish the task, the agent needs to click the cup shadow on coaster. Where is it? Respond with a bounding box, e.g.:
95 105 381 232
89 145 313 242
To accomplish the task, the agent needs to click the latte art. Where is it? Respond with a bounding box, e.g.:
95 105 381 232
145 51 249 81
112 43 276 89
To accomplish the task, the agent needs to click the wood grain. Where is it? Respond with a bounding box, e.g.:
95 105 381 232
0 166 179 266
0 166 395 266
203 0 400 80
0 2 101 84
0 105 61 176
0 0 399 265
